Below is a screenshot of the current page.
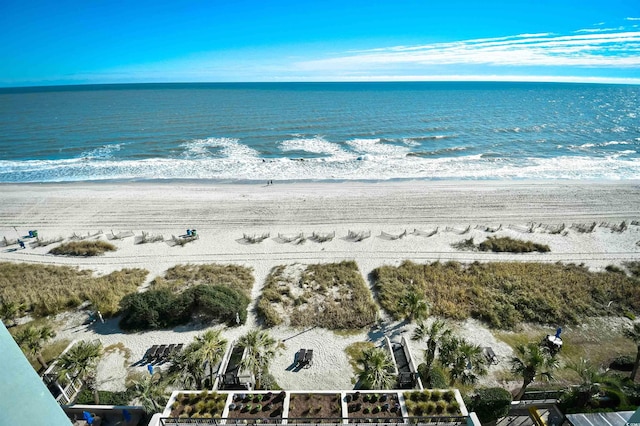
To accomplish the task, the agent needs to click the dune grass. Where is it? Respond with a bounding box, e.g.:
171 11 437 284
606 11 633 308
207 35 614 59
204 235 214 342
49 240 117 256
373 260 640 329
258 261 378 329
478 236 550 253
151 263 254 297
0 262 147 316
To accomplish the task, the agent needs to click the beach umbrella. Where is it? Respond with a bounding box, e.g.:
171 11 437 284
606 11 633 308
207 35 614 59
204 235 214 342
147 364 153 375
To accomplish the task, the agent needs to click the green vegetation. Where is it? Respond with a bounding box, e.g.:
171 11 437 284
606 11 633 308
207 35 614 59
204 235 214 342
478 236 550 253
120 263 253 331
438 335 488 386
345 341 376 374
452 236 550 253
13 325 56 370
56 340 103 404
355 347 396 390
152 263 254 296
0 262 147 316
119 285 249 331
257 261 377 329
466 388 512 423
373 260 640 329
403 391 461 416
238 329 278 390
510 342 559 400
170 391 227 419
49 240 117 256
412 320 451 386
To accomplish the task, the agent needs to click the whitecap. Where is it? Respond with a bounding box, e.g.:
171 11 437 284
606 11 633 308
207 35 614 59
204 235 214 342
181 137 259 159
346 138 409 156
280 136 349 158
80 143 122 160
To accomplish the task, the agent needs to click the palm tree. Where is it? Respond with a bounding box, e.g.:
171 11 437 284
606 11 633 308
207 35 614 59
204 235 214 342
623 322 640 381
0 299 25 327
56 340 102 404
238 329 277 389
356 347 396 390
510 342 559 400
193 329 227 388
398 292 429 322
14 325 56 370
168 342 206 389
438 335 488 386
412 319 451 382
130 372 167 414
565 357 602 408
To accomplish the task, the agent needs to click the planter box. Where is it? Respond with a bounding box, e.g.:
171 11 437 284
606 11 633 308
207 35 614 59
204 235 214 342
288 393 342 423
345 392 403 423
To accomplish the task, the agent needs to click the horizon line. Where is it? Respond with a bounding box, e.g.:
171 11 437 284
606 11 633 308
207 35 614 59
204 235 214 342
2 78 640 90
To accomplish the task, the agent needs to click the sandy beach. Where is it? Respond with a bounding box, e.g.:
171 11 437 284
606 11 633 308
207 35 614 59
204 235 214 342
2 180 640 392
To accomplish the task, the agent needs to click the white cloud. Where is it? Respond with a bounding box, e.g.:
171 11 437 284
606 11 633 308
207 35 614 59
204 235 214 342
295 29 640 71
626 17 640 21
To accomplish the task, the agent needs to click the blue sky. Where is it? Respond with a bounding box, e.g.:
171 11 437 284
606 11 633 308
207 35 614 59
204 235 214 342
1 0 639 86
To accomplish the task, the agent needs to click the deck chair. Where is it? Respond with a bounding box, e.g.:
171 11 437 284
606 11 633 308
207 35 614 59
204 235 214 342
144 345 159 363
304 349 313 368
296 349 307 367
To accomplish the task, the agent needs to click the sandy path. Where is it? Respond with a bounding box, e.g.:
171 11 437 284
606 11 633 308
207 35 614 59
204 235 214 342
1 180 639 391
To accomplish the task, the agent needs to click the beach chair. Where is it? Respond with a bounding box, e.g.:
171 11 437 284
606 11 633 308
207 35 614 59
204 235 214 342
296 349 307 367
152 345 167 363
304 349 313 368
483 347 499 365
142 345 159 363
164 344 177 361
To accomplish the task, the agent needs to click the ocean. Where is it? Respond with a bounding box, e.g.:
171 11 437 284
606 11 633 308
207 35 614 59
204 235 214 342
0 82 638 183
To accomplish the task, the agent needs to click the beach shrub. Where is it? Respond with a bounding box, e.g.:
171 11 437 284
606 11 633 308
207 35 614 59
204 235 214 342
119 284 249 331
0 262 147 316
153 263 254 297
49 240 117 256
373 260 640 329
258 261 377 329
467 388 512 424
478 236 550 253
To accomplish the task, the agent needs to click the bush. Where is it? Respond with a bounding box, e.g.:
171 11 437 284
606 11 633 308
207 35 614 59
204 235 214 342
478 236 550 253
49 240 116 256
119 284 249 331
75 388 133 405
610 355 635 371
468 387 512 424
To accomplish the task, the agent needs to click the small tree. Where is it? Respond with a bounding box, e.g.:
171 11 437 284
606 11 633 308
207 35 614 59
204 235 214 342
439 335 488 386
510 342 558 400
168 342 206 389
193 329 227 388
398 292 429 322
238 329 278 389
14 325 56 370
356 347 396 390
56 340 102 404
0 299 25 327
412 319 451 384
130 372 167 415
